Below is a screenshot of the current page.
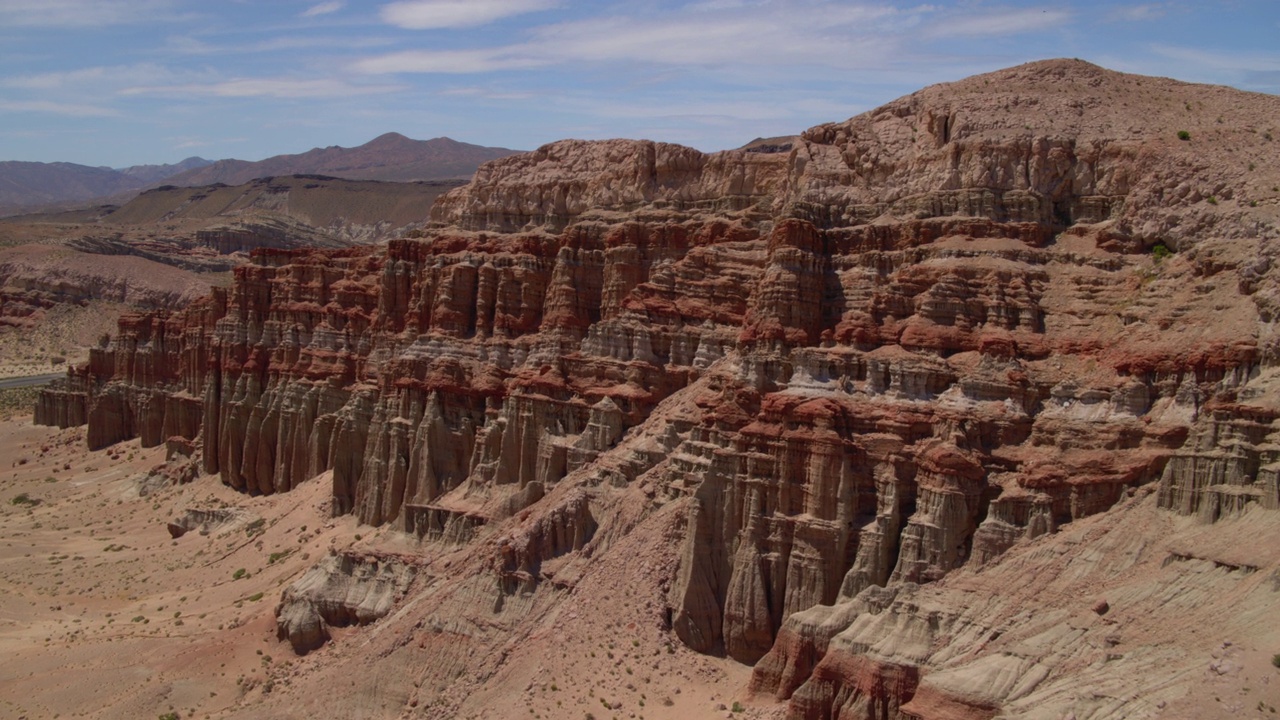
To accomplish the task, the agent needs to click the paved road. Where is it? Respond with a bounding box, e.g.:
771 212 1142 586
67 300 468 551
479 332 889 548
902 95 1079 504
0 372 66 389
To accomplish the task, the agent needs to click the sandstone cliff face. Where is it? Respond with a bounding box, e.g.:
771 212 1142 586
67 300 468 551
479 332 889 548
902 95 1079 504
37 60 1280 718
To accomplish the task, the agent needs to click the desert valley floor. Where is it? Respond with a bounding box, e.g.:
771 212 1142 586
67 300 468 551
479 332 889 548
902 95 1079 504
0 415 760 720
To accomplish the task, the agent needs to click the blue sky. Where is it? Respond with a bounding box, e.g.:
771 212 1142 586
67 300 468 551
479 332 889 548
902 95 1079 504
0 0 1277 168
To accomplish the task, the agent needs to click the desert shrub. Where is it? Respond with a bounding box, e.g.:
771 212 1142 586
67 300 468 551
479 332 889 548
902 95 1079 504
1207 196 1218 205
1152 243 1172 261
1178 130 1191 141
232 568 247 580
10 493 34 506
247 592 264 602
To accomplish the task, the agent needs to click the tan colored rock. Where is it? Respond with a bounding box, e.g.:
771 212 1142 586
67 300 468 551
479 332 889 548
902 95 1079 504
276 550 420 654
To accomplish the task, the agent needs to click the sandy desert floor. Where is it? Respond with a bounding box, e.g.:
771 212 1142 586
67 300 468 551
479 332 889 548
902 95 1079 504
0 414 362 720
0 413 759 720
0 302 129 380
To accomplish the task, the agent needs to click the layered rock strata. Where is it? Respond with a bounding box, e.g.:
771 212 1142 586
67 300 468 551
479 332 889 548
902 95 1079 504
276 550 421 653
36 60 1280 718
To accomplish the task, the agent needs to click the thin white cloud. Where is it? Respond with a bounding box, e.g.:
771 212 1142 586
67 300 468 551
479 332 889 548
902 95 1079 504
0 0 176 27
161 34 396 55
1149 43 1280 72
379 0 558 29
302 1 344 17
4 67 111 90
0 100 119 117
168 135 246 151
585 99 802 122
358 3 922 74
162 35 218 54
122 78 405 99
528 9 904 67
925 7 1070 39
438 87 537 100
1107 3 1168 22
354 48 545 74
4 64 175 90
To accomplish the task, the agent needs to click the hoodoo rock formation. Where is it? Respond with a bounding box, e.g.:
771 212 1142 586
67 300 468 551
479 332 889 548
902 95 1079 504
36 60 1280 718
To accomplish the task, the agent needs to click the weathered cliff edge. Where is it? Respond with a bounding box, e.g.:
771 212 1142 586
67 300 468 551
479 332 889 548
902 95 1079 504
36 60 1280 718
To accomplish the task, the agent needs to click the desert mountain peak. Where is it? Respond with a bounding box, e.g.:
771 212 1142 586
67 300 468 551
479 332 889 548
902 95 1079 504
806 56 1280 150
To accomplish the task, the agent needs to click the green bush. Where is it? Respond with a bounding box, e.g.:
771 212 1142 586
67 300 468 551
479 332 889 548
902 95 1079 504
232 568 247 580
1152 243 1172 261
1177 130 1191 141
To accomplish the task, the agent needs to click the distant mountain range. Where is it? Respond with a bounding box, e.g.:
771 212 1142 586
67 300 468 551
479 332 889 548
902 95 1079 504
0 157 211 214
0 133 520 216
118 156 215 184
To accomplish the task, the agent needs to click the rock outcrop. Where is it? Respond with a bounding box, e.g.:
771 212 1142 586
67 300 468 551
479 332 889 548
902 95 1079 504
166 507 255 538
275 550 420 653
36 60 1280 718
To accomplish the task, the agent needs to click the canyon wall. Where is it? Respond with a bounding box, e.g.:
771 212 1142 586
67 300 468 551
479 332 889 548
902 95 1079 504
36 59 1280 718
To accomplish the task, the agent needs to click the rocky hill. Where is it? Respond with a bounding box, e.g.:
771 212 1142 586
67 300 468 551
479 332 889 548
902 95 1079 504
32 59 1280 719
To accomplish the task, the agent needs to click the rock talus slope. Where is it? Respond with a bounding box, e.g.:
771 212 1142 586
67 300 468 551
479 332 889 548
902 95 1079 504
36 60 1280 718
